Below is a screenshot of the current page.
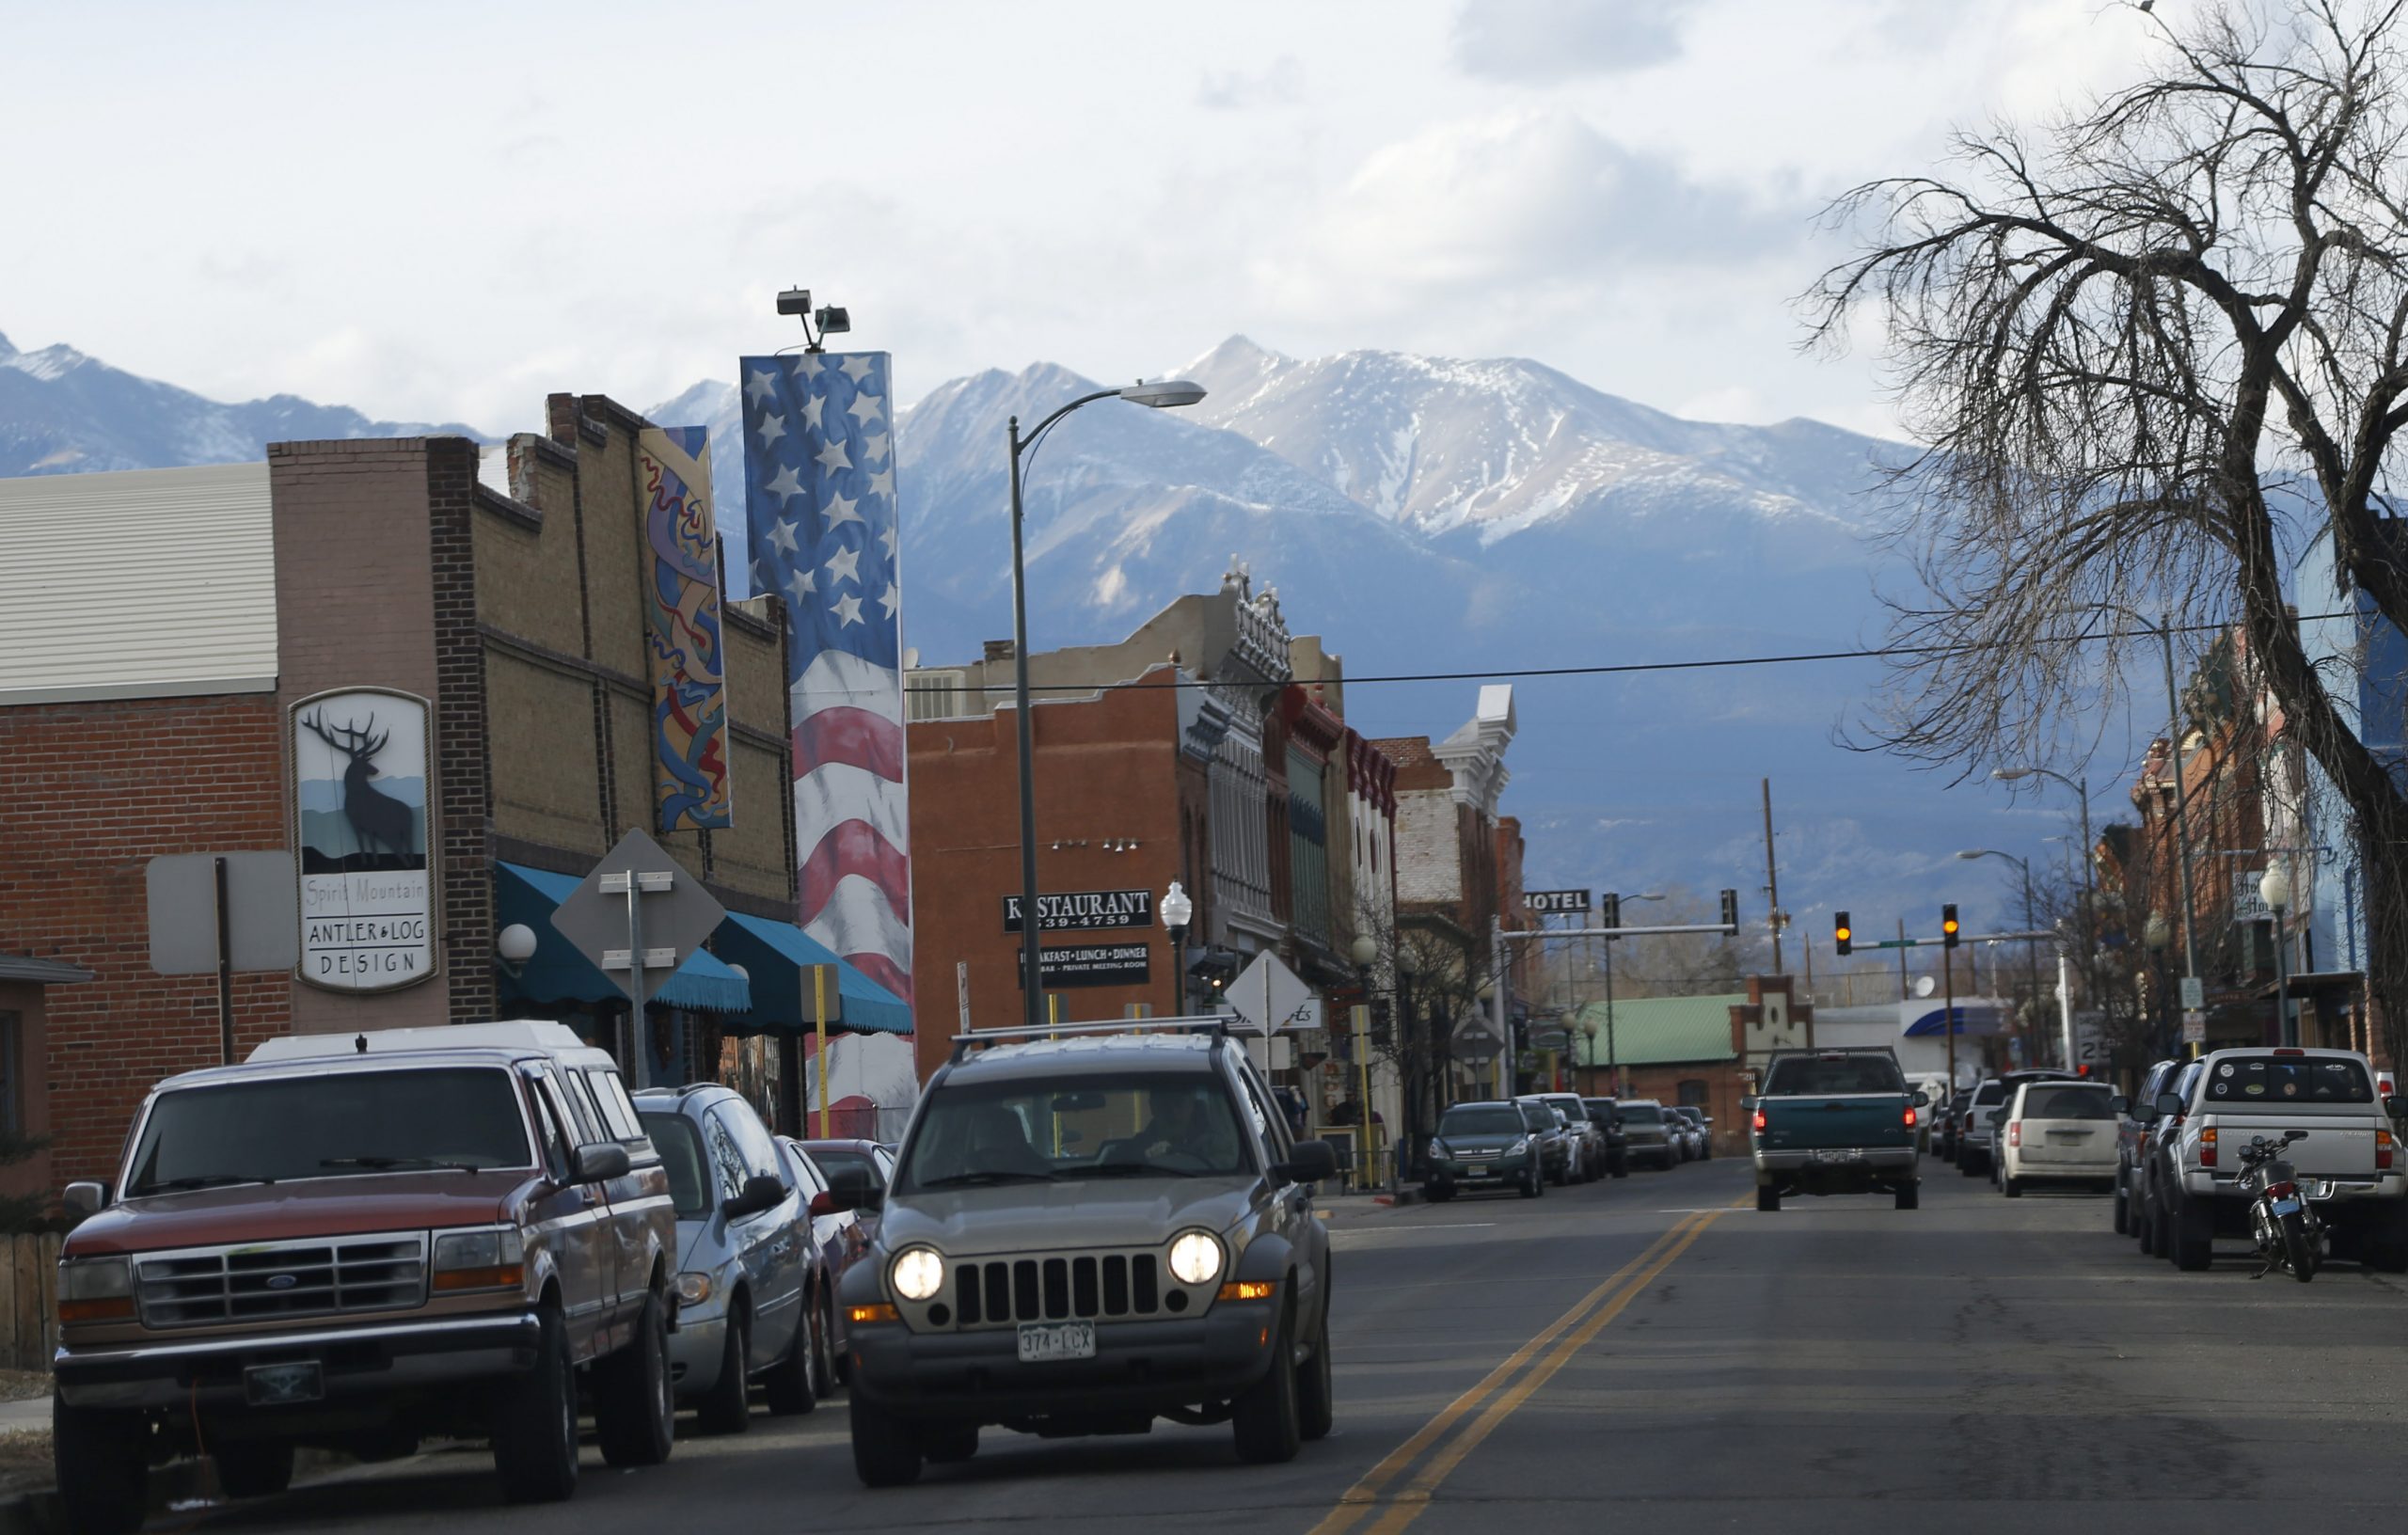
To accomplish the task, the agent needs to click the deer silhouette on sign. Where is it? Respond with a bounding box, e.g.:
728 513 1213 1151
301 710 416 862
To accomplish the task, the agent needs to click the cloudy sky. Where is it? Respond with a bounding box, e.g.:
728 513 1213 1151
8 0 2157 436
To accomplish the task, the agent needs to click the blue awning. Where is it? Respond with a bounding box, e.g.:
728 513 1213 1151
715 912 912 1037
495 862 752 1014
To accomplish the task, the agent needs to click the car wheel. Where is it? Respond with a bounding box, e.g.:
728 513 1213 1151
2137 1191 2158 1255
1231 1306 1303 1464
2004 1176 2022 1199
492 1304 579 1504
54 1396 150 1535
1610 1155 1629 1179
813 1293 840 1399
920 1422 980 1464
2172 1197 2213 1272
214 1439 295 1499
595 1290 675 1467
696 1306 752 1434
1296 1301 1335 1443
2366 1211 2408 1273
1424 1182 1455 1203
849 1395 924 1487
766 1304 819 1416
1756 1184 1781 1212
1894 1181 1919 1211
2113 1178 2130 1235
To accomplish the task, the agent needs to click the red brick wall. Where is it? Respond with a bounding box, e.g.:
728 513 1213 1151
0 696 290 1189
1584 1060 1752 1157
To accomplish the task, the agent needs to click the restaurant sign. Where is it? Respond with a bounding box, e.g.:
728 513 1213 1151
1003 889 1154 933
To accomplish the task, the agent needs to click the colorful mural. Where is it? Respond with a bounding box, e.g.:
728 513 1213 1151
638 425 733 831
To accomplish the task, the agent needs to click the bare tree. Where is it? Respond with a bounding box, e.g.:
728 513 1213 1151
1808 0 2408 1063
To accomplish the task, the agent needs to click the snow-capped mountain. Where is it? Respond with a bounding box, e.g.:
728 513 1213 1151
0 330 485 477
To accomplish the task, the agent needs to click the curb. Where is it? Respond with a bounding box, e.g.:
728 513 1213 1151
1370 1188 1423 1207
0 1446 356 1534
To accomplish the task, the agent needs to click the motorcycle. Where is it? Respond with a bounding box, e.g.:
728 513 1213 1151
2239 1130 2324 1283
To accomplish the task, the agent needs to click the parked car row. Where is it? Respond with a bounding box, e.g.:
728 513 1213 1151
46 1021 896 1534
1422 1094 1712 1201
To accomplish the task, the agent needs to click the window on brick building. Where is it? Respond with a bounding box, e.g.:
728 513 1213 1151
1677 1079 1709 1108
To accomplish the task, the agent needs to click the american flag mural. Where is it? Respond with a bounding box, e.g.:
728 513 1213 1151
740 352 917 1133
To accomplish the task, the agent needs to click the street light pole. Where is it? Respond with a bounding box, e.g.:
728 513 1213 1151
1005 380 1208 1031
1958 848 2041 1069
2262 864 2295 1047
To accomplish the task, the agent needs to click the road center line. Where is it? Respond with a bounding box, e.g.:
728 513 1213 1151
1306 1207 1716 1535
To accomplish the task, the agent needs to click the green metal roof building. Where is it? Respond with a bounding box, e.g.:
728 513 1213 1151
1566 995 1743 1068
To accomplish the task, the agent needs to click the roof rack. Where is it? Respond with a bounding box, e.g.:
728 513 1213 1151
948 1016 1232 1062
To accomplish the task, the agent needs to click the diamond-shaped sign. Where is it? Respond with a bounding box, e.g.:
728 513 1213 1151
1450 1022 1503 1064
548 829 727 1004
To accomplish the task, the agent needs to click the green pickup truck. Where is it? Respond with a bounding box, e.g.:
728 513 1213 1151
1747 1048 1925 1212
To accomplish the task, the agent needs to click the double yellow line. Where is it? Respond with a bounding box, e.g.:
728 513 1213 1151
1307 1198 1739 1535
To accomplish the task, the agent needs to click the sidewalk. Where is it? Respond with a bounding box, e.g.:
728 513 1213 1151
0 1398 39 1432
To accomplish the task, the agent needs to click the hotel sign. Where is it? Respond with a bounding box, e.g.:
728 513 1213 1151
291 688 436 992
1003 889 1154 933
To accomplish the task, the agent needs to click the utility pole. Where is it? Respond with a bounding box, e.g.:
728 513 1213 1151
1762 778 1783 974
1943 933 1957 1092
1897 918 1911 1001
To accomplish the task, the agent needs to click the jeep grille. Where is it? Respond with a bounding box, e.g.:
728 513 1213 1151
952 1252 1164 1328
135 1234 429 1328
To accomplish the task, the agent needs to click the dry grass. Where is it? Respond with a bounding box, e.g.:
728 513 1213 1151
0 1370 47 1405
0 1429 48 1495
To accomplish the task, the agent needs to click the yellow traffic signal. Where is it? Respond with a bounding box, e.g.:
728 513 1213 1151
1834 911 1852 957
1941 904 1960 949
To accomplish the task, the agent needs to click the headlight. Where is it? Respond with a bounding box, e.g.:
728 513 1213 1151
676 1272 714 1306
433 1228 525 1292
1508 1136 1530 1156
891 1246 945 1302
1167 1230 1224 1287
1430 1138 1451 1160
58 1257 133 1325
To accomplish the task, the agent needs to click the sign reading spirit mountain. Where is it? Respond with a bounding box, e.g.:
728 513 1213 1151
291 688 435 992
1002 889 1154 933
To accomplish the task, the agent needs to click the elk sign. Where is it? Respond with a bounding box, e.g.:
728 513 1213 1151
290 688 435 992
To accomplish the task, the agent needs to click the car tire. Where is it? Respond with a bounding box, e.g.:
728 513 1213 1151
1610 1156 1629 1179
2137 1190 2158 1255
696 1306 752 1434
2365 1212 2408 1273
2113 1179 2130 1234
766 1305 819 1416
920 1422 980 1464
54 1396 150 1535
812 1293 840 1400
214 1439 295 1499
1231 1306 1303 1465
2004 1176 2022 1199
1756 1185 1780 1212
2172 1198 2214 1272
595 1290 675 1467
1424 1182 1455 1203
1894 1181 1919 1211
849 1395 924 1487
1297 1301 1335 1443
492 1304 579 1505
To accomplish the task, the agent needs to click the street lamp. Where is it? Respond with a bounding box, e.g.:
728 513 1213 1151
1008 379 1208 1029
1581 1018 1600 1093
1956 848 2042 1065
1160 880 1193 1021
1599 892 1665 1100
2260 863 2294 1047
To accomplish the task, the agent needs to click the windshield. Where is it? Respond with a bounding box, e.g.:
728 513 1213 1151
1764 1054 1907 1095
2204 1054 2374 1104
1972 1083 2005 1105
899 1074 1252 1190
126 1068 531 1195
2020 1086 2116 1120
639 1113 713 1218
1622 1104 1664 1126
1440 1106 1525 1136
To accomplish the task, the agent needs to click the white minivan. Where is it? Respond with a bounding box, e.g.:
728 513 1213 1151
1998 1078 2120 1196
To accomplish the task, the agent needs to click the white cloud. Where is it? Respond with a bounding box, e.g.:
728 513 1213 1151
1450 0 1700 80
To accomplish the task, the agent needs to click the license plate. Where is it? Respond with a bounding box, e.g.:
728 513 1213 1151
243 1360 324 1406
1016 1321 1095 1364
1811 1148 1864 1164
1466 1164 1487 1177
2272 1198 2302 1217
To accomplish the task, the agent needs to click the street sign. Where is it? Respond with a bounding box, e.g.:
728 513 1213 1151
1222 951 1321 1034
549 829 728 1004
1524 889 1592 915
1002 889 1153 933
1450 1022 1503 1063
147 854 298 974
2179 974 2205 1010
2181 1010 2207 1044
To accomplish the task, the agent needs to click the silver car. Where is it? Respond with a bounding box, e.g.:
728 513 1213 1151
635 1085 818 1430
832 1022 1339 1484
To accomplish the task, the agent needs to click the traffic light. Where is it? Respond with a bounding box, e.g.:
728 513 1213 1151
1941 904 1960 949
1600 893 1621 930
1719 888 1739 936
1834 911 1852 957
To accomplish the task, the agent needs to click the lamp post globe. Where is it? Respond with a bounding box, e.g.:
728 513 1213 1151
1160 880 1193 1020
497 924 538 965
1350 934 1378 970
2259 865 2291 913
2145 913 2172 953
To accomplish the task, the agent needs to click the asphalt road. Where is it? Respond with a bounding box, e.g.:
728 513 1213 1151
159 1154 2408 1534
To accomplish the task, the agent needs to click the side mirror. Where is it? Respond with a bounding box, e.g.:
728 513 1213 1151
62 1181 105 1221
1275 1139 1339 1186
572 1142 630 1184
808 1189 842 1219
2109 1095 2130 1116
2154 1092 2185 1118
1911 1091 1930 1107
724 1172 787 1221
2386 1096 2404 1118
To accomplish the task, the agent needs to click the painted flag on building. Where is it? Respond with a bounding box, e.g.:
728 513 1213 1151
740 353 916 1133
636 426 732 832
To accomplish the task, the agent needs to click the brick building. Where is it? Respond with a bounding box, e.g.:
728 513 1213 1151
0 395 907 1202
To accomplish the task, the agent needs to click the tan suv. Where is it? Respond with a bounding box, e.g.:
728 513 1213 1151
52 1021 678 1532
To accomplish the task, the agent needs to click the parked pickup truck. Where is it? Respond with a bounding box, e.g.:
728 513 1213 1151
2147 1046 2408 1272
1747 1048 1924 1212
